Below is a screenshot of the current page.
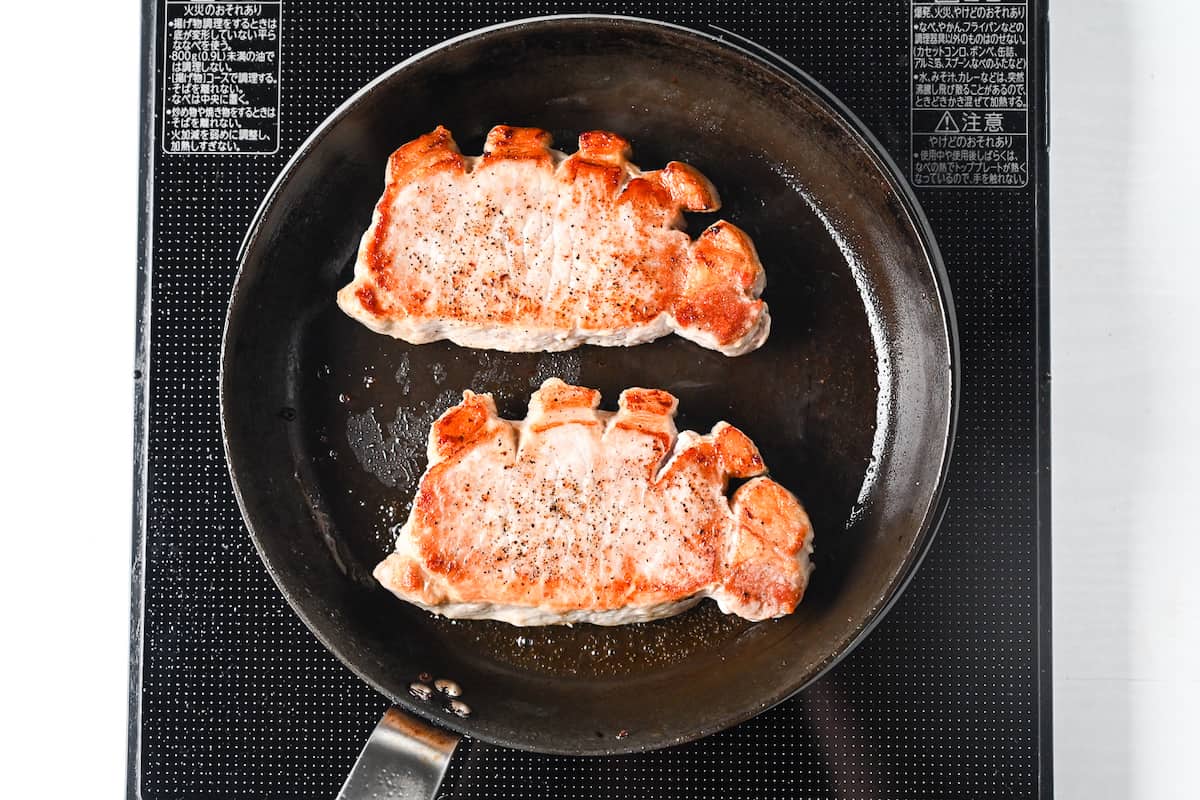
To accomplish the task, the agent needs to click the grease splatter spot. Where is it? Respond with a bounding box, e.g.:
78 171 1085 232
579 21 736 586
529 350 582 389
346 389 462 489
394 353 411 393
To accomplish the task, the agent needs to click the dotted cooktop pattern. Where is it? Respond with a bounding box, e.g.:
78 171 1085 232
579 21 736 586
132 2 1049 797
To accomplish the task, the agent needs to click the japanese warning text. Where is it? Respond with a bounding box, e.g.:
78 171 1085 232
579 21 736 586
911 1 1029 188
162 2 282 154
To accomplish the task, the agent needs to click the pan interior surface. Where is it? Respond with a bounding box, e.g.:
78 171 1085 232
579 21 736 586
222 17 955 755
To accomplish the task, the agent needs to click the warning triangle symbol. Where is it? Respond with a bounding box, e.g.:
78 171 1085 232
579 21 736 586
934 111 959 133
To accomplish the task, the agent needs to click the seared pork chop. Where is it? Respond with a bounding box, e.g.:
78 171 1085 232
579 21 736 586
338 125 770 356
374 379 813 625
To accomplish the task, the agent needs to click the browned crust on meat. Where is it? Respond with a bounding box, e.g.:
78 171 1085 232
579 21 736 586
345 126 467 319
714 422 766 478
527 381 603 433
431 392 489 460
429 391 514 461
387 125 466 183
673 221 767 347
339 125 769 354
718 478 813 616
578 130 632 164
654 161 721 212
612 388 679 467
618 387 678 417
482 125 555 166
735 478 812 556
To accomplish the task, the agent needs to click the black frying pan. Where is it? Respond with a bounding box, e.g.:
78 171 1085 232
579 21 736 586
221 15 957 797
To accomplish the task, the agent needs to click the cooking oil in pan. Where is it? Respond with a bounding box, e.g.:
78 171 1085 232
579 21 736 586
415 600 758 680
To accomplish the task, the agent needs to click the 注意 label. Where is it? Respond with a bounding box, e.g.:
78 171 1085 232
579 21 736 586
162 1 282 154
911 0 1029 188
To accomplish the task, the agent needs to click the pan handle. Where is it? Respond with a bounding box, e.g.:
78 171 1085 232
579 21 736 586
337 706 461 800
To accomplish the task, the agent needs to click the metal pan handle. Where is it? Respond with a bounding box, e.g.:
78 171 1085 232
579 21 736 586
337 707 461 800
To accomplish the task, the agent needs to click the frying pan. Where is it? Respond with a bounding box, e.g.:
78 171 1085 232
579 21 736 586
221 15 957 799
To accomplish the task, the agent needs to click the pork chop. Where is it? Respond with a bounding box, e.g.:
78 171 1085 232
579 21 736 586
337 125 770 356
374 379 813 625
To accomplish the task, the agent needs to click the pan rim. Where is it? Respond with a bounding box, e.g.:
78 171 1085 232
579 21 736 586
219 13 959 756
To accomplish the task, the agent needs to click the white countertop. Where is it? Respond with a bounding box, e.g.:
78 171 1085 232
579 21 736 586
1051 2 1200 797
1 1 1196 797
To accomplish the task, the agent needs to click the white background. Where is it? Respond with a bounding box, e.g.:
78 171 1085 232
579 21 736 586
0 1 1196 797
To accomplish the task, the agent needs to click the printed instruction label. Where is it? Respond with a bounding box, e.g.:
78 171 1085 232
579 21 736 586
911 1 1029 188
162 2 282 154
